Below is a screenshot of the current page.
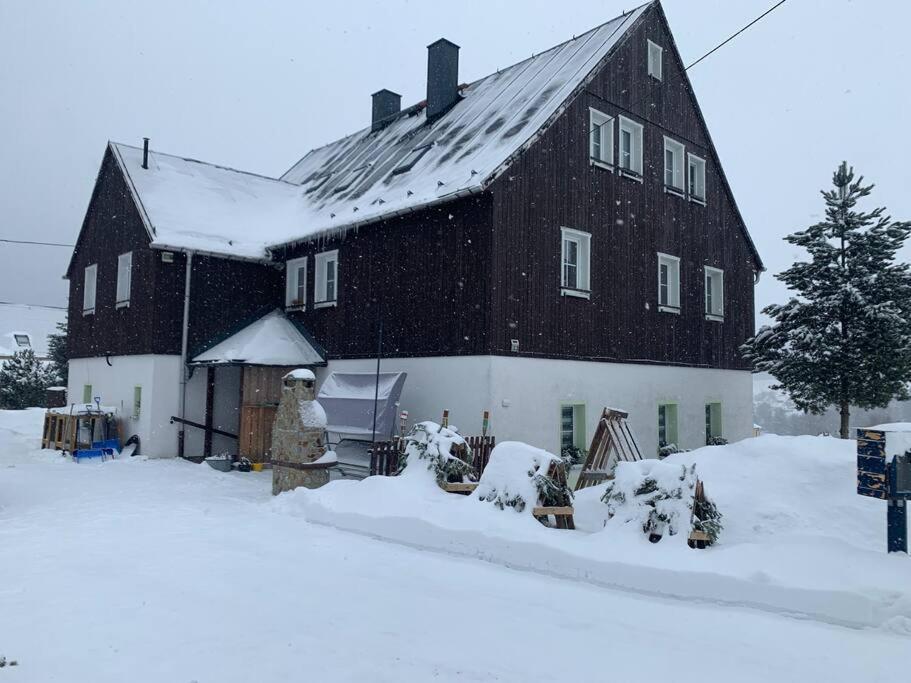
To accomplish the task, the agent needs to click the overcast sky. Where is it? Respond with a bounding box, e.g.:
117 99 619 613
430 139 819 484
1 0 909 322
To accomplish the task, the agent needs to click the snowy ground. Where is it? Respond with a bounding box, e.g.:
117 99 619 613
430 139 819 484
0 409 907 682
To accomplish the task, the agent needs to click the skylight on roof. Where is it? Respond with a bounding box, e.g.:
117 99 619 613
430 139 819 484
14 334 30 347
304 172 334 193
391 143 434 176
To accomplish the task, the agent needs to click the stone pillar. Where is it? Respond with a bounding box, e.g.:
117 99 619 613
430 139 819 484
271 369 331 495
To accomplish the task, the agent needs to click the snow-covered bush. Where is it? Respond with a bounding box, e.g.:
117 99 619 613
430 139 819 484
601 460 722 544
560 444 585 471
706 436 729 446
476 441 572 513
402 421 472 485
657 442 687 459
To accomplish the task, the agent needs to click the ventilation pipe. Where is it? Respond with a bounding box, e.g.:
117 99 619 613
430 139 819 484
142 137 150 169
426 38 460 120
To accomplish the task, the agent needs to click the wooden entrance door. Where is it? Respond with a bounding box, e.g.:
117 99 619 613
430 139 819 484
238 366 295 463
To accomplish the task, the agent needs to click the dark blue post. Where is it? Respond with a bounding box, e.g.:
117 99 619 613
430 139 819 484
887 499 908 554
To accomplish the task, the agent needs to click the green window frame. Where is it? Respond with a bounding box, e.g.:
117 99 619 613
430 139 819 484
82 384 93 404
705 402 722 443
559 403 587 454
133 386 142 419
658 402 679 450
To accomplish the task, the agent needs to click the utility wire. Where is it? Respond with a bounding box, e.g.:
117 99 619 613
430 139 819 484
0 238 74 248
686 0 787 71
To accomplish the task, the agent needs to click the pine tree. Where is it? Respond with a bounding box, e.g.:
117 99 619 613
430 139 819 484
46 321 68 385
742 163 911 438
0 348 56 409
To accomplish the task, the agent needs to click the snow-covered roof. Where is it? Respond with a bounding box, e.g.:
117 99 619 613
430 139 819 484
111 143 303 260
278 6 648 243
109 5 649 259
191 310 326 366
0 303 66 359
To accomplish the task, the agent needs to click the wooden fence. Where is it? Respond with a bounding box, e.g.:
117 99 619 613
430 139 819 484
369 435 496 479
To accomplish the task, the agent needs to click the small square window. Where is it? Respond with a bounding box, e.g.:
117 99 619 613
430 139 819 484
657 253 680 311
560 228 592 297
315 250 339 307
688 154 706 202
704 266 724 319
663 137 685 193
589 108 613 167
618 117 644 177
13 334 30 347
648 40 663 80
285 257 307 309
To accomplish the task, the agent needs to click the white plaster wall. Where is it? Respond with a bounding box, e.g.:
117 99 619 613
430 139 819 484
184 366 242 457
67 355 181 458
317 356 752 457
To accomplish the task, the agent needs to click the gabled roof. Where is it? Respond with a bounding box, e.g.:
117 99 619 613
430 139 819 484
0 302 66 359
190 309 326 366
106 4 651 260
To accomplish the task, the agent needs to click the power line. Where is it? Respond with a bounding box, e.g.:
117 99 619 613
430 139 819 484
686 0 787 71
0 238 74 248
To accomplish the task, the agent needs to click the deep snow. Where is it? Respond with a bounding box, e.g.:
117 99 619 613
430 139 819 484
1 409 908 682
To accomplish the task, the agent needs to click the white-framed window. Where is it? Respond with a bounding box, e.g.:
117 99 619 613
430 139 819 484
83 263 97 315
133 386 142 420
589 107 614 168
618 116 644 178
663 137 685 193
13 334 30 347
648 40 663 80
688 153 706 203
560 403 586 454
560 227 591 297
285 256 307 309
704 266 724 320
314 250 339 307
658 402 679 452
657 253 680 312
705 402 722 443
116 251 132 307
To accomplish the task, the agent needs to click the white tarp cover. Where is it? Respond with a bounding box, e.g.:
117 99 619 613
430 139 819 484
191 309 325 366
318 371 407 438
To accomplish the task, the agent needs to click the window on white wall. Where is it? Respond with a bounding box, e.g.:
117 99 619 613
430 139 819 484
663 137 685 193
657 253 680 311
704 266 724 320
688 154 706 202
647 40 663 80
133 386 142 420
560 228 591 297
83 264 97 315
285 257 307 309
314 250 339 307
618 117 643 177
560 403 586 453
589 108 613 167
116 251 132 307
82 384 93 404
658 403 678 451
705 402 722 443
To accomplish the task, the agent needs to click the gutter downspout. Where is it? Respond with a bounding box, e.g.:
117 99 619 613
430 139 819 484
177 251 194 458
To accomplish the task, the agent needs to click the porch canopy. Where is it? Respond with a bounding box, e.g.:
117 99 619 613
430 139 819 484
318 371 407 440
190 309 326 367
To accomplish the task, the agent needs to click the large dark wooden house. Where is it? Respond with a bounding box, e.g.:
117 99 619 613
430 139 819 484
65 1 762 459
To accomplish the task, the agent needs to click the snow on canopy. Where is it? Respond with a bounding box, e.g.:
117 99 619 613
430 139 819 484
0 303 66 360
109 4 649 259
190 310 326 366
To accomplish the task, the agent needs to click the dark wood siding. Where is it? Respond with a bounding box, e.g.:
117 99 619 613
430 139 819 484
487 5 756 370
277 195 493 359
66 149 184 358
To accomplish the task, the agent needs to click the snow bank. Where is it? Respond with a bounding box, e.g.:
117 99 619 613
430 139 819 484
475 441 567 513
277 434 911 629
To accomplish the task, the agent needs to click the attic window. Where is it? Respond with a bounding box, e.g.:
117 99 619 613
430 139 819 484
648 40 663 80
304 173 333 194
14 334 30 347
392 143 434 175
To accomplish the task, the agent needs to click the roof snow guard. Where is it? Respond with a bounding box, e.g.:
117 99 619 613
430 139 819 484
108 4 650 260
190 310 326 367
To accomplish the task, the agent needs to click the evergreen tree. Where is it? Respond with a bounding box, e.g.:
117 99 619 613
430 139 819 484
742 163 911 438
47 321 68 385
0 348 56 409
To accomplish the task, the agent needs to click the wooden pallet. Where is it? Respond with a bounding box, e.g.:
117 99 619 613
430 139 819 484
575 408 643 491
533 460 575 529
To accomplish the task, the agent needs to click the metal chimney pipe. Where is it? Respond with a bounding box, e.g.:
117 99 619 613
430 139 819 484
142 137 150 169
